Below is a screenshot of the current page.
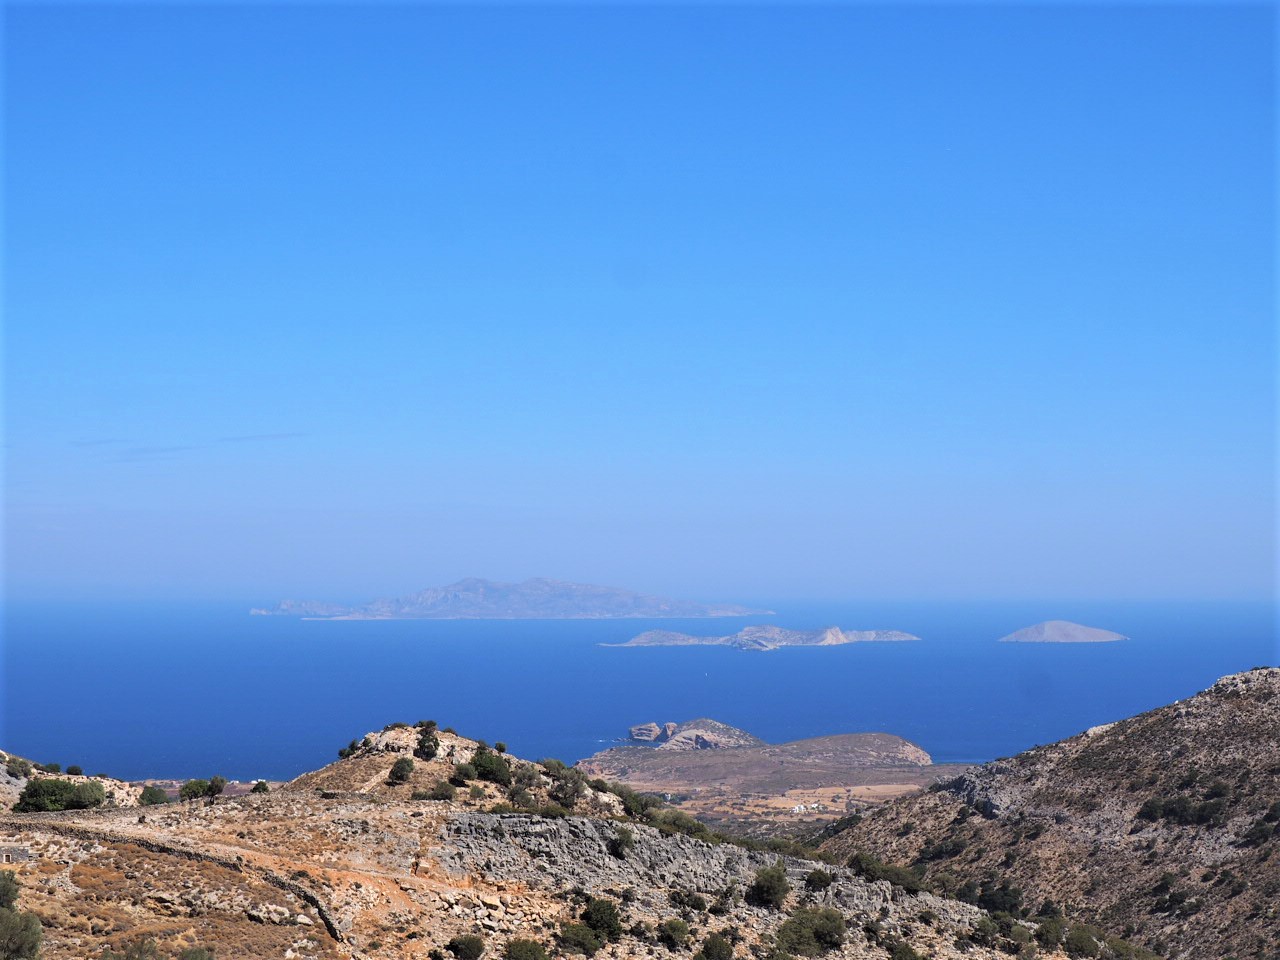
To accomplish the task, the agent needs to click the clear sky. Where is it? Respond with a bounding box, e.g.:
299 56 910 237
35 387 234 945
3 2 1275 604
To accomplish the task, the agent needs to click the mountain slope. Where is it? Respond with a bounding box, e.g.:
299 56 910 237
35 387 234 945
819 667 1280 960
2 722 1085 960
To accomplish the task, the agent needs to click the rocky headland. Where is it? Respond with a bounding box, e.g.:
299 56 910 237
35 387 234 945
579 720 961 837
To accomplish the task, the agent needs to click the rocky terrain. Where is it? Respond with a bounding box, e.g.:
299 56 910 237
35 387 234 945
579 722 962 837
252 578 768 619
996 620 1126 643
820 667 1280 960
0 723 1078 960
607 626 918 651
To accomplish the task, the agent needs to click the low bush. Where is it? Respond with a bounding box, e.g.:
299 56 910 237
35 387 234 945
581 898 624 941
608 826 635 859
503 940 547 960
803 869 833 892
388 757 414 785
776 907 846 956
697 932 734 960
559 922 603 956
745 865 790 910
139 785 170 805
658 918 689 949
14 778 104 812
447 934 485 960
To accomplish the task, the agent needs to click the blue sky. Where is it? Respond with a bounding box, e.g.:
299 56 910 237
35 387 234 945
3 2 1275 603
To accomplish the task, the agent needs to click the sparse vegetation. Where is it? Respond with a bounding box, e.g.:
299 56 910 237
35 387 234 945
251 780 270 794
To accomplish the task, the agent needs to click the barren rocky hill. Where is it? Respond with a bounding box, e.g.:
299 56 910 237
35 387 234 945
819 667 1280 960
0 721 1094 960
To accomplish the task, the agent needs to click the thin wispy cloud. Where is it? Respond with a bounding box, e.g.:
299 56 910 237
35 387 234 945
112 445 200 463
218 433 306 443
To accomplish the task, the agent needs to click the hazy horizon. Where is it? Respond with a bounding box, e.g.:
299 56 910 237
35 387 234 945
5 3 1275 605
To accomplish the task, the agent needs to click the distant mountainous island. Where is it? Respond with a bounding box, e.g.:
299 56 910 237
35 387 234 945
251 577 769 620
998 620 1127 643
605 624 920 651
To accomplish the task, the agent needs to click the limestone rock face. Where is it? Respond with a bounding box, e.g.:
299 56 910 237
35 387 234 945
628 722 664 742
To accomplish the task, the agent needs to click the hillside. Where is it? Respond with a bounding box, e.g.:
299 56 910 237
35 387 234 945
819 667 1280 960
579 722 963 838
0 721 1105 960
608 626 919 651
252 577 768 619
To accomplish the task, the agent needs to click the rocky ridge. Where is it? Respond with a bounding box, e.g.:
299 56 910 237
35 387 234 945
819 667 1280 960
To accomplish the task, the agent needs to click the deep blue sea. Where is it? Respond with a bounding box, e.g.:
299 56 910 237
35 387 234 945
2 601 1275 782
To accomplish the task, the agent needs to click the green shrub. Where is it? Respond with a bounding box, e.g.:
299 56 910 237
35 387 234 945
803 869 833 892
451 763 477 785
13 778 104 812
559 922 603 956
101 939 162 960
416 730 440 761
581 898 624 940
658 918 689 949
139 785 170 805
178 949 215 960
0 907 41 959
472 747 512 786
699 933 734 960
1063 926 1100 958
846 852 925 893
251 780 270 794
609 826 635 859
66 765 84 777
388 757 415 785
548 769 588 808
429 781 456 801
745 865 790 910
469 785 486 800
776 908 845 956
503 940 547 960
4 757 32 780
1035 917 1065 946
179 779 211 802
0 872 18 910
207 776 227 798
447 934 485 960
338 739 361 759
